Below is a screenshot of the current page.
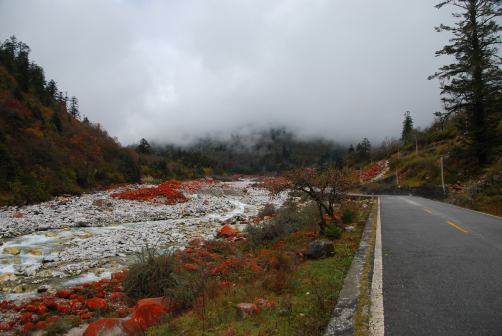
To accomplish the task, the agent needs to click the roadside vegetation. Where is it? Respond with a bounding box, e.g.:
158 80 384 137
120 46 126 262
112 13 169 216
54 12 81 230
117 198 373 336
359 114 502 215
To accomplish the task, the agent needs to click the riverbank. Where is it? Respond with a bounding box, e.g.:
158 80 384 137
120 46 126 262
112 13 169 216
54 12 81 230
0 179 287 301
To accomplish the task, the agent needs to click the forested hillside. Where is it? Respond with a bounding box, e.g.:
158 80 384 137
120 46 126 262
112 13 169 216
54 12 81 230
0 37 140 204
137 128 346 177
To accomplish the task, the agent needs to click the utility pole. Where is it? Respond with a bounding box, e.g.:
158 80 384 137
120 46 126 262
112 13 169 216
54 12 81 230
395 168 399 187
440 156 446 194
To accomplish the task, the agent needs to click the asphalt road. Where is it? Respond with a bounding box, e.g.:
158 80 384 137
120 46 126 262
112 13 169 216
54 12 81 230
380 195 502 336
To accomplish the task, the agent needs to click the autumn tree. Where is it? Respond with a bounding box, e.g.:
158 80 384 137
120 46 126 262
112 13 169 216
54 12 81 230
429 0 502 164
284 168 352 233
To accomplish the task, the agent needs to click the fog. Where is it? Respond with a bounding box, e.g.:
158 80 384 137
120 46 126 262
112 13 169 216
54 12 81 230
0 0 454 145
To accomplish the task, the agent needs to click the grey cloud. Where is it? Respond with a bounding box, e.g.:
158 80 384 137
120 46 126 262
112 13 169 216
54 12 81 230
0 0 454 145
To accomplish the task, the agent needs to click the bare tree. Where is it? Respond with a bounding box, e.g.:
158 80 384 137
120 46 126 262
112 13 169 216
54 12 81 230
284 168 352 233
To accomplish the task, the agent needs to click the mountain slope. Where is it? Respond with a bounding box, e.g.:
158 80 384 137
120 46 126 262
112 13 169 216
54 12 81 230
362 117 502 216
0 37 140 204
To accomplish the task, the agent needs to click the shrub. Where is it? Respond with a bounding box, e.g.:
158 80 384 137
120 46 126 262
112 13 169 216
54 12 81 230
246 203 316 248
258 203 276 218
124 247 205 310
45 316 80 336
341 208 354 224
324 224 342 241
246 220 290 248
263 252 297 293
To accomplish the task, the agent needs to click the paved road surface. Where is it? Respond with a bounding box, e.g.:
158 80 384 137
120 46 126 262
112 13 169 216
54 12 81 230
380 195 502 336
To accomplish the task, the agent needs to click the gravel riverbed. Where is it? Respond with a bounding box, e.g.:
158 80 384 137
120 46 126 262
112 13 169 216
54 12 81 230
0 180 287 300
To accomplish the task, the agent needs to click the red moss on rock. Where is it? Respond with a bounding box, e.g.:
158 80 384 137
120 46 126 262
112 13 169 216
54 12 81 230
84 298 171 336
86 298 108 311
217 225 237 237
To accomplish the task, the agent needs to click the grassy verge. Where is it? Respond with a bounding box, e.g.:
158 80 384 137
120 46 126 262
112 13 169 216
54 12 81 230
354 201 377 336
124 199 373 336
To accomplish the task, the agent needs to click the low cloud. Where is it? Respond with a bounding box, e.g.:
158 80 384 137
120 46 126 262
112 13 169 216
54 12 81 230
0 0 453 145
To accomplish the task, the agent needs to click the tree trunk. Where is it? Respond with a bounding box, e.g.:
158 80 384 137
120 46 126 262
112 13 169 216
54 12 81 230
318 204 326 234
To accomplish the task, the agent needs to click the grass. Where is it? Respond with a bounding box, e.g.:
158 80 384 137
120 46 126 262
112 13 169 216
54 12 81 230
144 199 372 336
354 202 377 336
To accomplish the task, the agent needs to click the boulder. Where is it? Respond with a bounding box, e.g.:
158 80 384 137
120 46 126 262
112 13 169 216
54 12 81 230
84 297 171 336
3 247 20 255
236 303 260 318
26 248 42 256
130 297 171 331
217 225 237 237
86 298 108 311
84 318 142 336
303 240 335 259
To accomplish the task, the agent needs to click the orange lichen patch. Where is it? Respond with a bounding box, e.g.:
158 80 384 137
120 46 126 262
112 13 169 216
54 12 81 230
217 225 237 237
111 180 188 204
110 179 216 204
359 161 387 182
85 298 108 311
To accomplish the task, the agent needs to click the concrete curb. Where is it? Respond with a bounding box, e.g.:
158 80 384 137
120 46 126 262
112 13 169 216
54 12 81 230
324 199 376 336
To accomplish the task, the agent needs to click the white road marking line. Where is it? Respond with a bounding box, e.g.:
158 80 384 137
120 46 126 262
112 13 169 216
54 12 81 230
370 198 385 336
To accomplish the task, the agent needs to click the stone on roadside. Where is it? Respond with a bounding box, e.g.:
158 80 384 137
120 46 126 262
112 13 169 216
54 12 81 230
303 240 335 259
236 303 260 318
345 226 355 232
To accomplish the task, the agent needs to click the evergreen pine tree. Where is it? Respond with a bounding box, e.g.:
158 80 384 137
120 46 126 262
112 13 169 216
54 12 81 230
137 138 152 154
69 96 80 119
401 111 414 142
429 0 502 164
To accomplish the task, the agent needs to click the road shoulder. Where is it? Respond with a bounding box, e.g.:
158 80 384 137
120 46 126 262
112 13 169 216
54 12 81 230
324 197 377 336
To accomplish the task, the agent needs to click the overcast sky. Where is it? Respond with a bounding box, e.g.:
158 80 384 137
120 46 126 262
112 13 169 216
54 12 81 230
0 0 454 145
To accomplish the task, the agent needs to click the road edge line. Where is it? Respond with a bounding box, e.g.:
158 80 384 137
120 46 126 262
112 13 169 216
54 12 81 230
369 197 385 336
